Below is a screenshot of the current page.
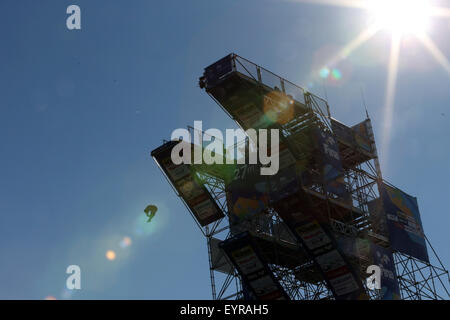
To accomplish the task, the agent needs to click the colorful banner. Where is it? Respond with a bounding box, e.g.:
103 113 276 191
313 128 349 201
380 184 429 262
220 232 289 300
332 118 374 155
337 236 401 300
293 220 364 299
151 141 225 226
226 164 269 220
371 243 401 300
271 198 367 300
313 129 343 179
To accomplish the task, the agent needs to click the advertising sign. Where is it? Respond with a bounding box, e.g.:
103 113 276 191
371 243 401 300
352 120 372 153
337 235 401 300
227 164 269 219
313 128 343 180
313 128 349 200
331 118 355 146
152 141 224 226
220 232 289 300
380 184 429 262
290 219 366 300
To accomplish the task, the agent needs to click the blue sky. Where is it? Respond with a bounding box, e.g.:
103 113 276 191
0 0 448 299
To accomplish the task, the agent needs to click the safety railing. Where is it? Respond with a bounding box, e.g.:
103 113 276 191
232 54 330 128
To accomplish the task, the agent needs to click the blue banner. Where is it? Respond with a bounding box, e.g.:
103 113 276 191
381 184 429 263
227 164 269 220
371 244 401 300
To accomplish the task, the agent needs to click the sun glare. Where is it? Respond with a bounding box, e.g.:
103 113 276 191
367 0 432 35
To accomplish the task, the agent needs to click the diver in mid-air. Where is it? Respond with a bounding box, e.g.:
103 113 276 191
144 204 157 223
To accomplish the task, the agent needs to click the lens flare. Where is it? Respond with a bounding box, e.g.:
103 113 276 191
134 211 159 237
263 90 295 125
381 33 402 172
119 236 132 248
319 67 330 78
324 24 380 68
418 33 450 76
44 296 57 300
106 250 116 261
61 287 74 300
331 68 342 80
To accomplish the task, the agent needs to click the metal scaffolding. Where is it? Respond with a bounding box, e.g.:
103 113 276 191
152 53 449 300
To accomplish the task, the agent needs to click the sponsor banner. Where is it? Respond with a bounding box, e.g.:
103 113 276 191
380 184 429 262
188 193 222 225
263 191 367 299
332 118 374 155
291 219 365 300
336 235 401 300
175 177 204 201
228 191 269 219
328 272 360 296
316 252 360 297
313 128 343 181
227 164 269 219
316 250 347 273
295 221 332 253
249 275 282 300
313 128 350 200
352 120 373 153
371 243 401 300
220 232 289 300
230 246 264 275
152 141 224 226
331 118 355 146
161 157 191 182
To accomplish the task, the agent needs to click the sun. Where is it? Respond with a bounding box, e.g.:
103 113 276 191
293 0 450 170
367 0 432 35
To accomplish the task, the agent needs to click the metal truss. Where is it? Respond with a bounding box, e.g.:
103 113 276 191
394 246 450 300
167 54 450 300
195 169 340 300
